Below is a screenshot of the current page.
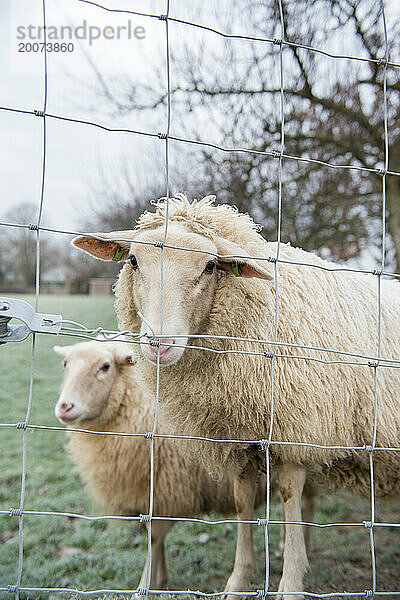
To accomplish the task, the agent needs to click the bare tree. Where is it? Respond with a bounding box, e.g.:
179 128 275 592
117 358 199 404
0 203 62 288
81 161 211 234
84 165 166 232
184 0 400 267
68 168 171 291
90 0 399 269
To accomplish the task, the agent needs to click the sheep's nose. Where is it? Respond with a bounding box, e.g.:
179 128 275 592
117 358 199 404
56 401 78 425
149 338 175 356
59 402 74 413
141 335 184 366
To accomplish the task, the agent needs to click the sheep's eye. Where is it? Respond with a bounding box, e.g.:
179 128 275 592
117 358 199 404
101 363 110 372
63 360 67 368
204 261 216 274
130 255 138 269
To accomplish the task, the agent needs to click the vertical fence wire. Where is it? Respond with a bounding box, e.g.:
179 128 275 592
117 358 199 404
263 0 286 595
367 2 390 596
13 2 48 598
144 0 171 594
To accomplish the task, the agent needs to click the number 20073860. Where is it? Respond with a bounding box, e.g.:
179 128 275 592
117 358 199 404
18 42 75 53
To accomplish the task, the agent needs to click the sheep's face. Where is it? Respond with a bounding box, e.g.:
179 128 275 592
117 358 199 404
53 342 134 425
126 225 222 366
72 222 272 367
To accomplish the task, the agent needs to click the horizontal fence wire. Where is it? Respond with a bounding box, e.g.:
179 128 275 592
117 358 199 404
1 106 400 179
1 588 399 598
3 313 400 367
2 508 400 530
1 420 400 452
1 0 399 598
74 0 400 69
1 222 400 280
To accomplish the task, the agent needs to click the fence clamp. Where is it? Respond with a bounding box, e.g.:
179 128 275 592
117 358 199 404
0 297 62 345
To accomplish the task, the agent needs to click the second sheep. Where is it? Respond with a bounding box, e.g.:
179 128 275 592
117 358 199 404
54 340 271 593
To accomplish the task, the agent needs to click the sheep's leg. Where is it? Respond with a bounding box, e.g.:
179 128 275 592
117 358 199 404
277 481 316 558
276 512 285 558
136 520 172 597
277 463 309 600
223 466 258 599
151 520 172 590
302 482 316 555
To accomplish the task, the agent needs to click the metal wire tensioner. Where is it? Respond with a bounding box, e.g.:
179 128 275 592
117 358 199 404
363 521 373 529
7 586 18 593
140 514 151 523
137 587 149 596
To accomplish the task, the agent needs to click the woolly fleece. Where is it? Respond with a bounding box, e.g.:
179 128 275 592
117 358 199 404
114 196 400 495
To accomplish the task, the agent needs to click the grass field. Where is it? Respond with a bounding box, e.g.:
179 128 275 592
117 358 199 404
0 295 399 599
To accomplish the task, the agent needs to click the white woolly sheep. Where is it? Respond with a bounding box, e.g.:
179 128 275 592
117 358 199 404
71 195 400 599
54 339 274 593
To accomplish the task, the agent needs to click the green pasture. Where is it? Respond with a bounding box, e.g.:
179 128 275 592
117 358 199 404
0 295 398 598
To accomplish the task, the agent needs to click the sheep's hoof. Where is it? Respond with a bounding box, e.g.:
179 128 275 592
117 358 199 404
276 581 304 600
222 576 253 600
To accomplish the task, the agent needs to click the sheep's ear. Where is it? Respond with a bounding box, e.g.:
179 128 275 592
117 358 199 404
114 348 136 367
72 232 133 262
113 345 136 366
214 237 273 280
53 345 69 356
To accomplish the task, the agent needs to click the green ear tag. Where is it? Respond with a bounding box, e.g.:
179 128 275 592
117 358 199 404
232 262 241 277
113 246 124 261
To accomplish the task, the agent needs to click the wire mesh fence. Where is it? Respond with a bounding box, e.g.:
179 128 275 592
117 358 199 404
0 0 399 598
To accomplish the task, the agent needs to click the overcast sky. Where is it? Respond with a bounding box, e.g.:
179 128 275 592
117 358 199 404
1 0 247 231
1 0 399 236
1 0 169 230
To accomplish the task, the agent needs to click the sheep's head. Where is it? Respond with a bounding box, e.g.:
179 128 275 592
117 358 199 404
72 223 272 367
54 341 135 426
